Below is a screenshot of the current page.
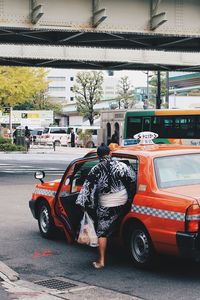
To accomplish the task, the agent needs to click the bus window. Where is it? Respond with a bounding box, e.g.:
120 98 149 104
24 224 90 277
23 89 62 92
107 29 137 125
121 109 200 145
142 118 151 131
196 116 200 132
126 117 142 138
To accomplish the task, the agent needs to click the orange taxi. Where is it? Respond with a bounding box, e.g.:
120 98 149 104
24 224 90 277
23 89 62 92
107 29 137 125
29 133 200 268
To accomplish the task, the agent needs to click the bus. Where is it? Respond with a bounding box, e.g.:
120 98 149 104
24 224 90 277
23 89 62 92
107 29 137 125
100 109 200 146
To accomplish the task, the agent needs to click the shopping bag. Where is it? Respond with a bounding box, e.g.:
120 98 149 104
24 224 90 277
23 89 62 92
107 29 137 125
77 212 98 247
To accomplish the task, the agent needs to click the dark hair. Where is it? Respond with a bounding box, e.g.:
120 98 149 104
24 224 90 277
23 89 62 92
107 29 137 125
97 143 110 157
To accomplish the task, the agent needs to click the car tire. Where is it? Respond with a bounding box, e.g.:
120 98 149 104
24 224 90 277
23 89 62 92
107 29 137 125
129 225 155 269
54 140 61 146
38 201 56 239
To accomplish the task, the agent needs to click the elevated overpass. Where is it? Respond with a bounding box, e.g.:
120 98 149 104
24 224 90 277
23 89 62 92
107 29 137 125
0 0 199 70
0 44 200 72
0 0 199 52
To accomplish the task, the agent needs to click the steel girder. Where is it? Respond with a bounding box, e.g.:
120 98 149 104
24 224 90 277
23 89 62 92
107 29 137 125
0 44 200 72
0 0 198 52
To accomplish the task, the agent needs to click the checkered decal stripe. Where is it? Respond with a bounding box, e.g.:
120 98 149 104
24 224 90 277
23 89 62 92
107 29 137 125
186 214 200 221
132 205 185 221
34 188 56 197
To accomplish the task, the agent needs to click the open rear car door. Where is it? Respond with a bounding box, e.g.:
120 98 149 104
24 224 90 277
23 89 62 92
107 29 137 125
54 157 99 242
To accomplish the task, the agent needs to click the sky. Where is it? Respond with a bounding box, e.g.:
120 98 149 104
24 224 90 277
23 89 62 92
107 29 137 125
120 70 147 87
112 70 147 88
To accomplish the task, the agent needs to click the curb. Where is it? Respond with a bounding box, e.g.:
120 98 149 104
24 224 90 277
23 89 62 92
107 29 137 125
0 261 20 282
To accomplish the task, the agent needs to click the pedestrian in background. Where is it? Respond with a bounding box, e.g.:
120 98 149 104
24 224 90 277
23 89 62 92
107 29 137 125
70 128 75 147
13 129 17 144
76 143 136 269
24 126 31 151
111 130 119 144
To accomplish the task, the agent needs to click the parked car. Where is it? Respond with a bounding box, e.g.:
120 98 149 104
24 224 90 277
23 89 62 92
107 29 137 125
30 128 43 144
39 126 69 146
29 133 200 268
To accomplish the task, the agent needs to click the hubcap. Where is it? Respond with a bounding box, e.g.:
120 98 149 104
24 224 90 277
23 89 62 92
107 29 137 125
40 206 50 233
132 230 149 263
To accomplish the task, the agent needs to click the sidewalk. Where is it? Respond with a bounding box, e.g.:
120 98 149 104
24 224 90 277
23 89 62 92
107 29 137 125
29 145 93 155
0 145 94 162
0 262 140 300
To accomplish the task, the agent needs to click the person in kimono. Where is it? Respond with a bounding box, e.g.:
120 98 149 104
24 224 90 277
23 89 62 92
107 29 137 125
76 143 136 269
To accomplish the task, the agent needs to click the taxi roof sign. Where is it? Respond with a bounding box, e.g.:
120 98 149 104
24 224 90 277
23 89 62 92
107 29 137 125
134 132 158 145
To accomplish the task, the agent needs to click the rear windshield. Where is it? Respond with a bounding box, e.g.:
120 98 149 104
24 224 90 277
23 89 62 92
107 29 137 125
155 154 200 188
50 128 67 134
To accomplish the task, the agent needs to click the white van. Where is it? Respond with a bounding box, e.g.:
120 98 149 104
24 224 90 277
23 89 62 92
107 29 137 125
40 127 69 146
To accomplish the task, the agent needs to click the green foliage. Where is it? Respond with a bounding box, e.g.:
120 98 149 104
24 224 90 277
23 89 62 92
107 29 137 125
14 96 62 114
117 76 135 109
0 142 25 152
73 71 103 125
0 137 25 151
0 67 49 109
0 137 12 144
77 129 93 147
78 129 93 140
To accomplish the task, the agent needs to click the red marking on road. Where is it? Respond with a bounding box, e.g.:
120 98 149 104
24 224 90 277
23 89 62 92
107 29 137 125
32 249 53 258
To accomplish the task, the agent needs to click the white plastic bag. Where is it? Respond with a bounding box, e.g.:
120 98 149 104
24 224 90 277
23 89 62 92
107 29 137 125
77 212 98 247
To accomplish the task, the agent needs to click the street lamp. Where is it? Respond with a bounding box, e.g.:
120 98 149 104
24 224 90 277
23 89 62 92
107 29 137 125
143 71 153 102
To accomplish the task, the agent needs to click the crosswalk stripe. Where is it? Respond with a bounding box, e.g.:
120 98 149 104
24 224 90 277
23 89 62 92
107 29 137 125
2 170 64 175
2 168 65 172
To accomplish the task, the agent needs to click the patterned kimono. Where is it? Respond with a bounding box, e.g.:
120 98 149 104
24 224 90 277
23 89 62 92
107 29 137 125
76 156 136 237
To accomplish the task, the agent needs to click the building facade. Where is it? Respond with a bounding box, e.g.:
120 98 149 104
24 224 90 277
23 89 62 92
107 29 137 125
47 69 121 125
169 72 200 109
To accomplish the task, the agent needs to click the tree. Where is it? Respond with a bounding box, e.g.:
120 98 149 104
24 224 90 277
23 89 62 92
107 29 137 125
0 67 48 109
117 76 135 109
15 91 62 115
73 71 103 125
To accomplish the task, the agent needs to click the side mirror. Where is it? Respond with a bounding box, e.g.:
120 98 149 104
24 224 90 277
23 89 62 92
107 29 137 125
65 177 71 185
34 170 45 183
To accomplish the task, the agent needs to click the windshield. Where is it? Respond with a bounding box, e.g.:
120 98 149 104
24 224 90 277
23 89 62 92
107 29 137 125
43 128 49 134
154 154 200 188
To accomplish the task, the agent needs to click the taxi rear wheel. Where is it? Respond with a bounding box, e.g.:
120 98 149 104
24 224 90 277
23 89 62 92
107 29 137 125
129 225 154 269
38 201 56 238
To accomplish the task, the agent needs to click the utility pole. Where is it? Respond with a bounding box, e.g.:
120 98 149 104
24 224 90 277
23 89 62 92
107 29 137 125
165 71 169 108
156 71 161 109
9 106 13 142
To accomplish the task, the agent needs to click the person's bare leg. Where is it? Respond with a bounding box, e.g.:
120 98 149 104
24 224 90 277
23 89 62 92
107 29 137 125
93 237 107 268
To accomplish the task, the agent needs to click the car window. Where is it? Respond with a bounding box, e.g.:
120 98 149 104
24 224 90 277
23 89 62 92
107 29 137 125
71 159 99 193
155 154 200 188
50 128 67 134
43 128 49 134
112 155 139 176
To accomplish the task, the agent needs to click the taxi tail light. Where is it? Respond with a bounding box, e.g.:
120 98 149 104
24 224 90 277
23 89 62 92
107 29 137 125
185 204 200 232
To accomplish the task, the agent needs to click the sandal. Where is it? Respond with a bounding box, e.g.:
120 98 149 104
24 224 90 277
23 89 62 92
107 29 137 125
92 262 104 269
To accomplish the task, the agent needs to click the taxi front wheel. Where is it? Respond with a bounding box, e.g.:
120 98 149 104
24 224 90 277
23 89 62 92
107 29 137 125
38 201 56 238
129 225 155 269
